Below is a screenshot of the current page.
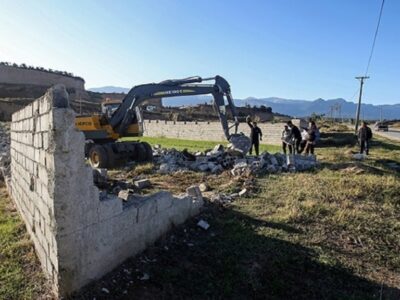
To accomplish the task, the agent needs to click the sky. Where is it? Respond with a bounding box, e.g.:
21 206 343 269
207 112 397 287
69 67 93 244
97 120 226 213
0 0 398 105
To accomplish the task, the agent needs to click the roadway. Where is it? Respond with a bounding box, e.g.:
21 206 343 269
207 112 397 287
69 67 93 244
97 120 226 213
374 128 400 142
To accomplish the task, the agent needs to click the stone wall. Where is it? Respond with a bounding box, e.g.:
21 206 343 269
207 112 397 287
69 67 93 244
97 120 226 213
143 119 307 145
0 65 85 91
8 85 203 296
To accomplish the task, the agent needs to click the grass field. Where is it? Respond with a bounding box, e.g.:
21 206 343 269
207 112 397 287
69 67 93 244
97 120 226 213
1 133 399 299
0 182 49 299
123 136 281 153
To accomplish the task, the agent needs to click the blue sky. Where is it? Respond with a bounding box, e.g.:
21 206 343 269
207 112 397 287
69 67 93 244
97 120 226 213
0 0 398 104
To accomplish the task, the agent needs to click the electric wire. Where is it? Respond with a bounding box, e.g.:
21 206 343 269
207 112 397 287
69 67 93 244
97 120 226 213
364 0 385 76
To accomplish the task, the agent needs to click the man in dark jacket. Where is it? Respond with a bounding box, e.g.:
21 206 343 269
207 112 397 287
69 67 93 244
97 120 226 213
287 120 302 153
358 121 372 155
247 117 262 155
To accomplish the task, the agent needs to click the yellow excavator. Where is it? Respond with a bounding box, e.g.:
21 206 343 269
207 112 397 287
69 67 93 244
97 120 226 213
75 75 250 168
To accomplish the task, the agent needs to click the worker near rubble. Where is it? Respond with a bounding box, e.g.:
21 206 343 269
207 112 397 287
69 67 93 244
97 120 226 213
287 120 302 153
358 121 373 155
281 125 293 154
304 121 318 155
246 116 263 156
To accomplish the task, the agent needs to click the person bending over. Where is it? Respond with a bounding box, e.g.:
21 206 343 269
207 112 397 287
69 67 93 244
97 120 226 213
287 120 302 153
281 125 293 154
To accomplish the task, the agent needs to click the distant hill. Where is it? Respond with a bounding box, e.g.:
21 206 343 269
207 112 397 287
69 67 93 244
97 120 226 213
235 97 400 120
87 86 400 120
88 86 130 93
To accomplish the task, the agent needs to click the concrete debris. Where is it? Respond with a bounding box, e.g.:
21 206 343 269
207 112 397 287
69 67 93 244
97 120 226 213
118 189 134 201
353 153 366 160
186 185 203 201
199 183 210 192
197 219 210 230
238 188 247 196
134 179 151 189
153 145 318 176
227 134 252 155
211 193 234 205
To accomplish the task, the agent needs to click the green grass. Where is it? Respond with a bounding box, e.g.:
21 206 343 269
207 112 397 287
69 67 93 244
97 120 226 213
0 183 49 299
78 133 400 299
2 133 400 299
122 136 281 153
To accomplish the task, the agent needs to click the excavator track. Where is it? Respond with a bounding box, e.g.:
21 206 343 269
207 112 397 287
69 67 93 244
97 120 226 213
86 141 153 169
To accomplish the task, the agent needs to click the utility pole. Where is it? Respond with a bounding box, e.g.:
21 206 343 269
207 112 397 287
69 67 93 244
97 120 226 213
354 76 369 133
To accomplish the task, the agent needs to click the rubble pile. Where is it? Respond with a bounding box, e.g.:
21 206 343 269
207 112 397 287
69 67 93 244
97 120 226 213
0 123 11 180
153 144 318 176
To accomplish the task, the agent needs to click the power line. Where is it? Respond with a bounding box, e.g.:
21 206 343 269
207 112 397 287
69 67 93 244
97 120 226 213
352 0 385 130
364 0 385 76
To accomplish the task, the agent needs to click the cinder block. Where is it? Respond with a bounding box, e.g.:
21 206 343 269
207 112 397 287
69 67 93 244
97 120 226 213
35 117 41 133
38 165 48 185
39 97 50 115
41 114 49 132
34 133 42 148
33 100 39 114
25 104 33 119
42 132 49 150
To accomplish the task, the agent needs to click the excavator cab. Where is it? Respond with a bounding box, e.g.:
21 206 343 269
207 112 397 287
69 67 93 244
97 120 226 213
76 75 251 168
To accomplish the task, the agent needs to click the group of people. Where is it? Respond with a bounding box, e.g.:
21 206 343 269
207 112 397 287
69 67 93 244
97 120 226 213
246 116 319 156
281 120 319 155
246 117 373 157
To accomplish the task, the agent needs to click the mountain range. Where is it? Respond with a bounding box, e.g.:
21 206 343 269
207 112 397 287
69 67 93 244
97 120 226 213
88 86 130 93
88 86 400 120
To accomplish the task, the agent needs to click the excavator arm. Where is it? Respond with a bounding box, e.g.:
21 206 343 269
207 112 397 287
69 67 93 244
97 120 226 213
110 75 240 140
76 75 251 169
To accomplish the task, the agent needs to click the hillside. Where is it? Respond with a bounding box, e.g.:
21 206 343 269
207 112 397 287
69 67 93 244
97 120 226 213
236 97 400 120
89 86 399 120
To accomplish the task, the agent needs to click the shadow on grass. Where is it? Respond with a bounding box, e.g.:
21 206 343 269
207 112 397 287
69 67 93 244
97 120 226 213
372 139 400 151
72 202 399 300
319 132 357 148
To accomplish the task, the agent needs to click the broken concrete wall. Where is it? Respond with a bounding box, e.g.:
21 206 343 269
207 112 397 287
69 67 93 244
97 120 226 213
9 87 61 288
143 119 307 145
9 85 203 297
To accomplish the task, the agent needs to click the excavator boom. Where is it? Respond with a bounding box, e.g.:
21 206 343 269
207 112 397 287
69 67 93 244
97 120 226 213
75 75 250 168
111 75 239 139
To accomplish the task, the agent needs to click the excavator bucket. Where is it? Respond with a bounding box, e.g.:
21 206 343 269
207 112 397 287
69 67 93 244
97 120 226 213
227 133 252 156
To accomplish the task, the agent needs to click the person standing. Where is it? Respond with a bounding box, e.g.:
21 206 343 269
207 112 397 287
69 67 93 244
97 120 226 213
247 116 263 156
358 121 373 155
281 125 293 154
287 121 302 154
304 121 318 155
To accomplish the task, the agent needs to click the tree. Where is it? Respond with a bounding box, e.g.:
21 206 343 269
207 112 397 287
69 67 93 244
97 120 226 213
310 112 324 121
260 105 272 113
